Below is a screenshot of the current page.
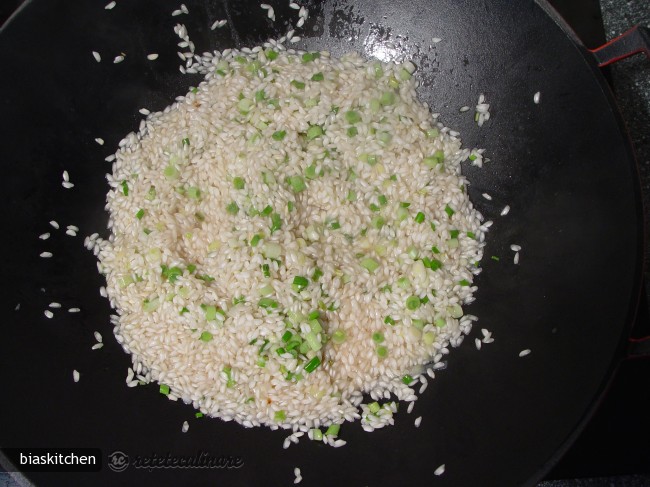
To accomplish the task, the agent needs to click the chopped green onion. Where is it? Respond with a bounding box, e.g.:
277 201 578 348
396 206 409 221
306 125 323 140
308 310 320 320
161 265 183 283
360 257 380 273
426 128 439 138
332 330 346 344
466 231 476 239
226 202 239 215
195 412 204 418
347 190 357 202
406 296 421 310
402 374 414 385
200 331 213 342
288 175 306 193
431 246 440 254
347 126 358 137
145 186 156 200
412 319 425 330
288 201 295 212
262 264 270 278
187 186 201 199
399 67 412 80
429 259 443 271
400 202 411 208
159 384 170 395
329 220 341 230
272 130 287 141
265 48 278 60
274 410 286 422
376 345 388 358
312 267 323 280
311 72 324 81
377 131 392 145
384 316 395 325
304 356 321 373
135 209 145 220
237 98 253 114
370 215 385 230
380 91 396 106
304 163 318 180
292 276 309 292
182 137 190 147
345 110 362 124
397 277 410 288
325 423 340 437
164 165 180 179
291 80 306 90
449 229 460 239
233 296 246 305
491 255 500 261
369 203 380 212
179 306 189 315
254 89 266 102
445 204 455 218
373 62 384 79
233 177 245 189
378 194 388 206
414 211 425 224
261 205 273 216
250 234 262 247
121 180 129 196
459 279 471 286
258 297 278 309
282 330 293 343
372 332 385 343
262 242 281 259
270 213 282 233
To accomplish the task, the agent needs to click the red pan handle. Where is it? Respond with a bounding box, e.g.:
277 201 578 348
590 25 650 67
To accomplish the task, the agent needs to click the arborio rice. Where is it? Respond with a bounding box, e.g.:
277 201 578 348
96 47 486 439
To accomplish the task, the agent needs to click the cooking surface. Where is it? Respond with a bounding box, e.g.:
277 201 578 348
0 1 648 486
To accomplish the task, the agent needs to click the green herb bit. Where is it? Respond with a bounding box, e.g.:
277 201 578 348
195 412 204 418
179 307 189 315
200 331 213 342
250 234 262 247
262 264 270 278
429 259 443 271
272 130 287 141
378 195 388 206
372 332 385 344
233 296 246 305
360 257 380 273
292 275 309 292
329 220 341 230
159 384 170 395
376 345 388 358
384 316 395 325
311 72 324 81
164 165 180 179
281 330 293 343
369 203 381 212
405 296 421 310
445 204 455 218
265 48 278 60
134 209 145 220
449 229 460 239
432 246 440 254
270 213 282 233
325 423 340 437
288 175 306 193
226 202 239 215
345 110 362 124
400 202 411 208
466 231 476 239
233 177 246 189
491 255 500 261
402 374 414 385
291 80 306 90
370 215 385 230
312 267 323 281
255 89 266 102
306 125 323 140
347 190 357 202
161 265 183 283
332 330 346 344
274 410 286 422
258 297 279 309
347 126 358 137
304 356 321 373
197 274 215 282
187 186 201 200
459 279 471 286
261 205 273 216
121 180 129 196
182 137 190 147
380 91 396 106
414 211 425 224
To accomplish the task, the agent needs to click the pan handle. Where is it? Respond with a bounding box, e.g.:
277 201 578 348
590 25 650 67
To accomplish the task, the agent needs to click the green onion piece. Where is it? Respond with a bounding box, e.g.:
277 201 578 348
274 410 286 422
288 201 295 212
311 72 324 81
292 275 309 292
250 234 262 247
233 177 245 189
195 412 204 418
270 213 282 233
272 130 287 141
145 186 156 200
376 345 388 358
255 89 266 102
407 245 419 259
426 128 439 138
179 307 189 315
360 257 380 273
233 296 246 305
369 203 380 212
164 165 180 179
325 423 340 437
305 331 321 351
449 229 460 239
159 384 170 395
384 316 395 325
397 277 410 288
262 264 270 278
121 180 129 196
291 80 306 90
373 62 384 79
491 255 500 261
226 202 239 215
429 259 443 271
421 296 430 305
161 265 183 283
308 310 320 320
399 67 412 80
402 374 414 385
347 126 358 137
262 242 281 259
414 211 425 224
412 319 425 330
380 91 396 106
304 164 318 180
345 110 362 124
187 186 201 199
301 52 315 63
261 171 276 186
265 48 278 60
377 131 392 145
197 274 215 282
312 267 323 280
258 297 278 309
459 279 471 286
136 209 145 220
368 401 381 414
430 222 437 232
312 428 323 441
261 205 273 216
449 304 463 318
201 304 217 321
288 175 306 193
397 206 409 221
423 332 436 345
466 231 476 239
347 190 357 202
406 296 421 310
367 154 378 165
259 283 274 296
182 137 190 147
304 356 321 373
329 220 341 230
445 204 455 218
332 330 346 344
200 331 213 342
306 125 323 140
370 215 385 230
282 330 293 343
400 202 411 208
388 76 400 88
237 98 253 114
431 246 440 254
469 153 477 161
372 332 385 343
378 194 388 206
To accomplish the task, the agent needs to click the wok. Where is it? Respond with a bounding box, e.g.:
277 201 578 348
0 0 647 486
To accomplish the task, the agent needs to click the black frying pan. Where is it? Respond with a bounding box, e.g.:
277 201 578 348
0 1 647 486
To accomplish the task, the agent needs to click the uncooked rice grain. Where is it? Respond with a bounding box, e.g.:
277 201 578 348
49 220 59 229
44 310 54 319
92 51 101 62
73 370 80 382
49 302 61 308
39 233 50 240
519 349 531 357
40 252 53 258
434 464 446 476
104 1 116 10
500 205 510 216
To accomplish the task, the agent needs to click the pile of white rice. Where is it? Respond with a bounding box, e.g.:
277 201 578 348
96 45 486 439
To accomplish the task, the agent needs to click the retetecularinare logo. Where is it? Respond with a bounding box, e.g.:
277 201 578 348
107 451 129 473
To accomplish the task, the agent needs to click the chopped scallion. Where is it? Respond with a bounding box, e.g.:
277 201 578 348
311 72 324 81
292 275 309 292
226 202 239 215
414 211 425 224
200 331 213 342
406 296 421 310
272 130 287 141
304 356 321 373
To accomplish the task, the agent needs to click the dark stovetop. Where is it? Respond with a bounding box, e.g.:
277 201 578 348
1 1 649 486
